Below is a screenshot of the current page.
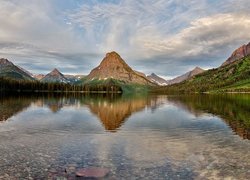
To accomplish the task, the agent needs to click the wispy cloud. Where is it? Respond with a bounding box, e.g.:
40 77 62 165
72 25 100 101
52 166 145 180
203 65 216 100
139 13 250 56
0 0 250 77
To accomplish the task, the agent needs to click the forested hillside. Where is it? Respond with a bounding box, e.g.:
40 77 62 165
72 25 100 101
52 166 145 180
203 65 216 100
153 56 250 93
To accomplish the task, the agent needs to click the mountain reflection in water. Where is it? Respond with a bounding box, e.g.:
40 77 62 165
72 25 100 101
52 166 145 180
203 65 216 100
0 93 249 139
0 93 250 179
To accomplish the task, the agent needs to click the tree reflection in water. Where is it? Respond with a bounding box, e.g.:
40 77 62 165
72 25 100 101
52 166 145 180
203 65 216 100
0 93 249 139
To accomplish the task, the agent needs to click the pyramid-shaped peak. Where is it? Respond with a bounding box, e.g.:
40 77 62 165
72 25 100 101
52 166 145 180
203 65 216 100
52 68 60 73
189 67 204 77
49 68 63 76
41 68 69 83
86 51 154 85
100 51 129 68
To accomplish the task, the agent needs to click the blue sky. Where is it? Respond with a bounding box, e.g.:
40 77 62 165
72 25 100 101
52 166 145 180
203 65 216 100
0 0 250 79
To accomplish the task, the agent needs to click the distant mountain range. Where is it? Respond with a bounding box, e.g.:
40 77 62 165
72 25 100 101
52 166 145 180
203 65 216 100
1 41 250 92
0 58 85 84
147 67 204 86
0 52 206 86
154 42 250 93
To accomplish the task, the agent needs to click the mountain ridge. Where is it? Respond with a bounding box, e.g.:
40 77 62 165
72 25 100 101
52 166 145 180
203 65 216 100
166 67 205 85
154 55 250 93
1 41 250 93
0 58 35 81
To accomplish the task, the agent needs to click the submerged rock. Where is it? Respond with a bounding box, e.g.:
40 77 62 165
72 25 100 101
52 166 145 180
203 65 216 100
75 167 109 178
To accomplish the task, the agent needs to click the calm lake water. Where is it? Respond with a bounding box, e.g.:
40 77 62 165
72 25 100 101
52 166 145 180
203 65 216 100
0 93 249 179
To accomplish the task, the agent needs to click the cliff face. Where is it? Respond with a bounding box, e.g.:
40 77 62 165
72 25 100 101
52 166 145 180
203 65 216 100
222 42 250 66
86 51 155 85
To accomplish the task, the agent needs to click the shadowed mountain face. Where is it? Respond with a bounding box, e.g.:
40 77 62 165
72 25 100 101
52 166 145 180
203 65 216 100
86 51 154 85
0 58 34 81
167 95 250 139
222 42 250 66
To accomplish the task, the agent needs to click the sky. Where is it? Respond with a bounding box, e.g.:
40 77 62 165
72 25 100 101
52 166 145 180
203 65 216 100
0 0 250 79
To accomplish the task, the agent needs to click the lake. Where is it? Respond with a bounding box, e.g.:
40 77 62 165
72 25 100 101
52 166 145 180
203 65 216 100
0 93 249 179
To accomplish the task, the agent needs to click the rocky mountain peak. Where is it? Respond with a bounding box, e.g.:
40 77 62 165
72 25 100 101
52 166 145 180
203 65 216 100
34 74 45 80
99 51 130 70
50 68 63 76
105 51 121 58
0 58 14 66
193 67 203 71
166 67 205 85
147 73 168 86
222 42 250 66
190 67 204 77
86 52 154 85
41 68 69 83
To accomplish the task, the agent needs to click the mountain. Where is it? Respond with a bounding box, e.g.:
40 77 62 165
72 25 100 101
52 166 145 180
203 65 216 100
41 68 70 83
154 43 250 93
85 51 155 86
17 65 34 78
166 67 205 85
222 42 250 66
34 74 45 80
154 55 250 93
33 74 85 83
0 58 34 81
147 73 168 86
64 74 85 83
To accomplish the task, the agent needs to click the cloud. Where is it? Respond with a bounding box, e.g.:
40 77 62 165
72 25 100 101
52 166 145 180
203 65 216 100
0 0 250 77
0 0 104 74
139 13 250 57
67 0 199 55
66 0 250 77
132 13 250 76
